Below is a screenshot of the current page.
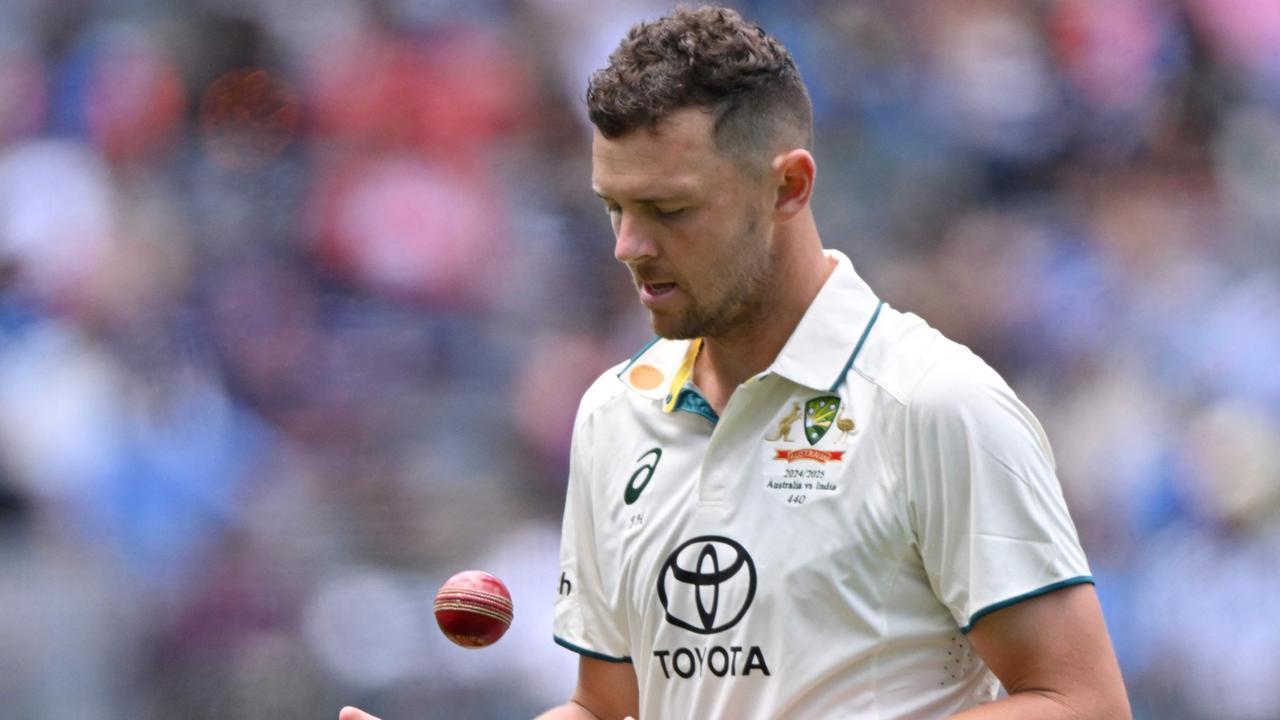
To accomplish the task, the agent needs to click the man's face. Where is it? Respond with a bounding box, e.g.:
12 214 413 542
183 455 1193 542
592 108 775 340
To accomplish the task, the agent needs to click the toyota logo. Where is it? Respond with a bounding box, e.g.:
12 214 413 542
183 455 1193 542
656 536 757 634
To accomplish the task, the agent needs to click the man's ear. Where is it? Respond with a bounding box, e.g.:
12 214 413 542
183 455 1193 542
771 148 815 222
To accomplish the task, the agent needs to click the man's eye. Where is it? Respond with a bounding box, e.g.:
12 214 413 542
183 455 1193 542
653 206 686 219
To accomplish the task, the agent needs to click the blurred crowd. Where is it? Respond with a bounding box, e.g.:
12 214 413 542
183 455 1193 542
0 1 1277 718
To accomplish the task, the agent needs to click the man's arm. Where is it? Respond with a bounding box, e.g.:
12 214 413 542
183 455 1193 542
535 655 640 720
951 583 1131 719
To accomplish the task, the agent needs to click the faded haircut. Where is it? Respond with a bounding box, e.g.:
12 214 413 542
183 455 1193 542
586 5 813 170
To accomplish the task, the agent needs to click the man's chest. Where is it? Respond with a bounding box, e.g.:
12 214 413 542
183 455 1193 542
589 381 913 671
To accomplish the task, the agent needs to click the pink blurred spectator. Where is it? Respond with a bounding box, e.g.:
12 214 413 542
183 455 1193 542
83 27 185 164
1185 0 1280 87
305 23 532 163
1049 0 1172 118
0 44 46 147
307 153 506 309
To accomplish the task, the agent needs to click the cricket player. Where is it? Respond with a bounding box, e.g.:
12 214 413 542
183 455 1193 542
342 5 1130 720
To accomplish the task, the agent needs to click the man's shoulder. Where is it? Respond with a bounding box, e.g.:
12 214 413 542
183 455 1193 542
574 359 632 432
855 305 1004 411
859 306 1039 459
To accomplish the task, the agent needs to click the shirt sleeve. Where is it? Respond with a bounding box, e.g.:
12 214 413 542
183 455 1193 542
553 408 632 662
904 349 1093 632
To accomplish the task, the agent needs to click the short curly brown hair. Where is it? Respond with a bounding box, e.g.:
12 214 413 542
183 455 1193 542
587 5 812 167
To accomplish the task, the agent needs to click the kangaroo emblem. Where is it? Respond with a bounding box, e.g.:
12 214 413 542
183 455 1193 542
766 402 803 442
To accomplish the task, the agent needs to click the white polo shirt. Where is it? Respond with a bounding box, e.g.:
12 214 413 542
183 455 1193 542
553 250 1092 719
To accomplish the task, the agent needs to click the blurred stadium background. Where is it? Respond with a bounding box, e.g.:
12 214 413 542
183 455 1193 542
0 0 1277 718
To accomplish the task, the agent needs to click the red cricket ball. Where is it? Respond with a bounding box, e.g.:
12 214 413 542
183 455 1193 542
433 570 514 648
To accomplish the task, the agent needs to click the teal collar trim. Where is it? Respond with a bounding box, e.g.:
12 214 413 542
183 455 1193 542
829 300 885 392
665 387 719 425
769 250 881 391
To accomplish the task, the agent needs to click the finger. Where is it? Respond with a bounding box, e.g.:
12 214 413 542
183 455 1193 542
339 706 381 720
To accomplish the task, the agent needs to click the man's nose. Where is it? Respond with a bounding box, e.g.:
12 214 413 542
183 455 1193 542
613 212 656 264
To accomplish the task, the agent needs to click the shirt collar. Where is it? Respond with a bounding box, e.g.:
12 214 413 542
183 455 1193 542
616 249 883 401
768 249 883 392
617 335 695 402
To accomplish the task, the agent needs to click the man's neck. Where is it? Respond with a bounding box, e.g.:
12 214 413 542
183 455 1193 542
693 246 836 415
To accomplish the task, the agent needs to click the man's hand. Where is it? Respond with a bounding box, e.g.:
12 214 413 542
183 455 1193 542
339 654 637 720
534 655 639 719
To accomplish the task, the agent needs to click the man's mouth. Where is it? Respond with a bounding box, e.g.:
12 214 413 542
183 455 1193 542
643 282 677 295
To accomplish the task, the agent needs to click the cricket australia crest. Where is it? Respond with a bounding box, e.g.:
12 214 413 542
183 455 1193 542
764 394 855 505
803 396 841 445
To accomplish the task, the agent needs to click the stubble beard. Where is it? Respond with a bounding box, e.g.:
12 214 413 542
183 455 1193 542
658 210 772 341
